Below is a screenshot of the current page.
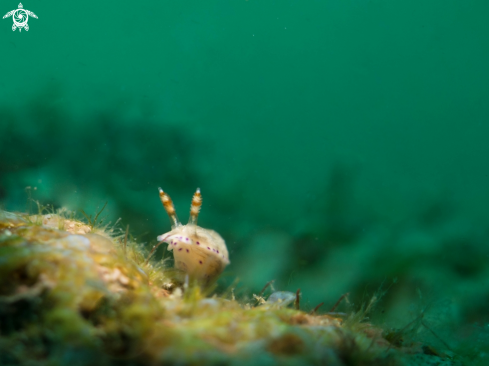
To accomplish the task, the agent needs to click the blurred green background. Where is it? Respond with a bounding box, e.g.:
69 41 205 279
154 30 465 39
1 0 489 354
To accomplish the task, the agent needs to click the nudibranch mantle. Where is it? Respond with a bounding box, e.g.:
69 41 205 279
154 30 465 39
156 187 230 282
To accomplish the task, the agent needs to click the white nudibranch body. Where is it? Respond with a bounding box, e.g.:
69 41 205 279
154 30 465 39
155 188 230 283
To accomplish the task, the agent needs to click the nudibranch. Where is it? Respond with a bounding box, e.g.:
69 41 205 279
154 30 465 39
156 188 230 283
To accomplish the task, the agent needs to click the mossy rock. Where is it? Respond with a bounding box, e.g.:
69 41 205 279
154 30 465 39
0 210 459 366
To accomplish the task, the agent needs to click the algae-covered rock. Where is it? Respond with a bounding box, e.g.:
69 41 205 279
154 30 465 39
0 210 458 366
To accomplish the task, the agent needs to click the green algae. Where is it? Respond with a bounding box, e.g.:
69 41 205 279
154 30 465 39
0 210 460 366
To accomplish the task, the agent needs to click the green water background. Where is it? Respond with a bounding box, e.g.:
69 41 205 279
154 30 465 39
1 0 489 353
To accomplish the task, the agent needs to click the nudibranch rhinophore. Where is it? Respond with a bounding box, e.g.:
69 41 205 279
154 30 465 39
156 188 230 283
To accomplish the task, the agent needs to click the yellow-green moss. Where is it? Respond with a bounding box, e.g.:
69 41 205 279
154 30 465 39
0 210 458 366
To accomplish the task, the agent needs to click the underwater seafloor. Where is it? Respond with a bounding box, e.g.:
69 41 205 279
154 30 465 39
0 208 473 366
0 197 486 365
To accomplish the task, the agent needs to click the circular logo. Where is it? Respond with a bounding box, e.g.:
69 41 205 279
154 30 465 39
13 9 28 27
